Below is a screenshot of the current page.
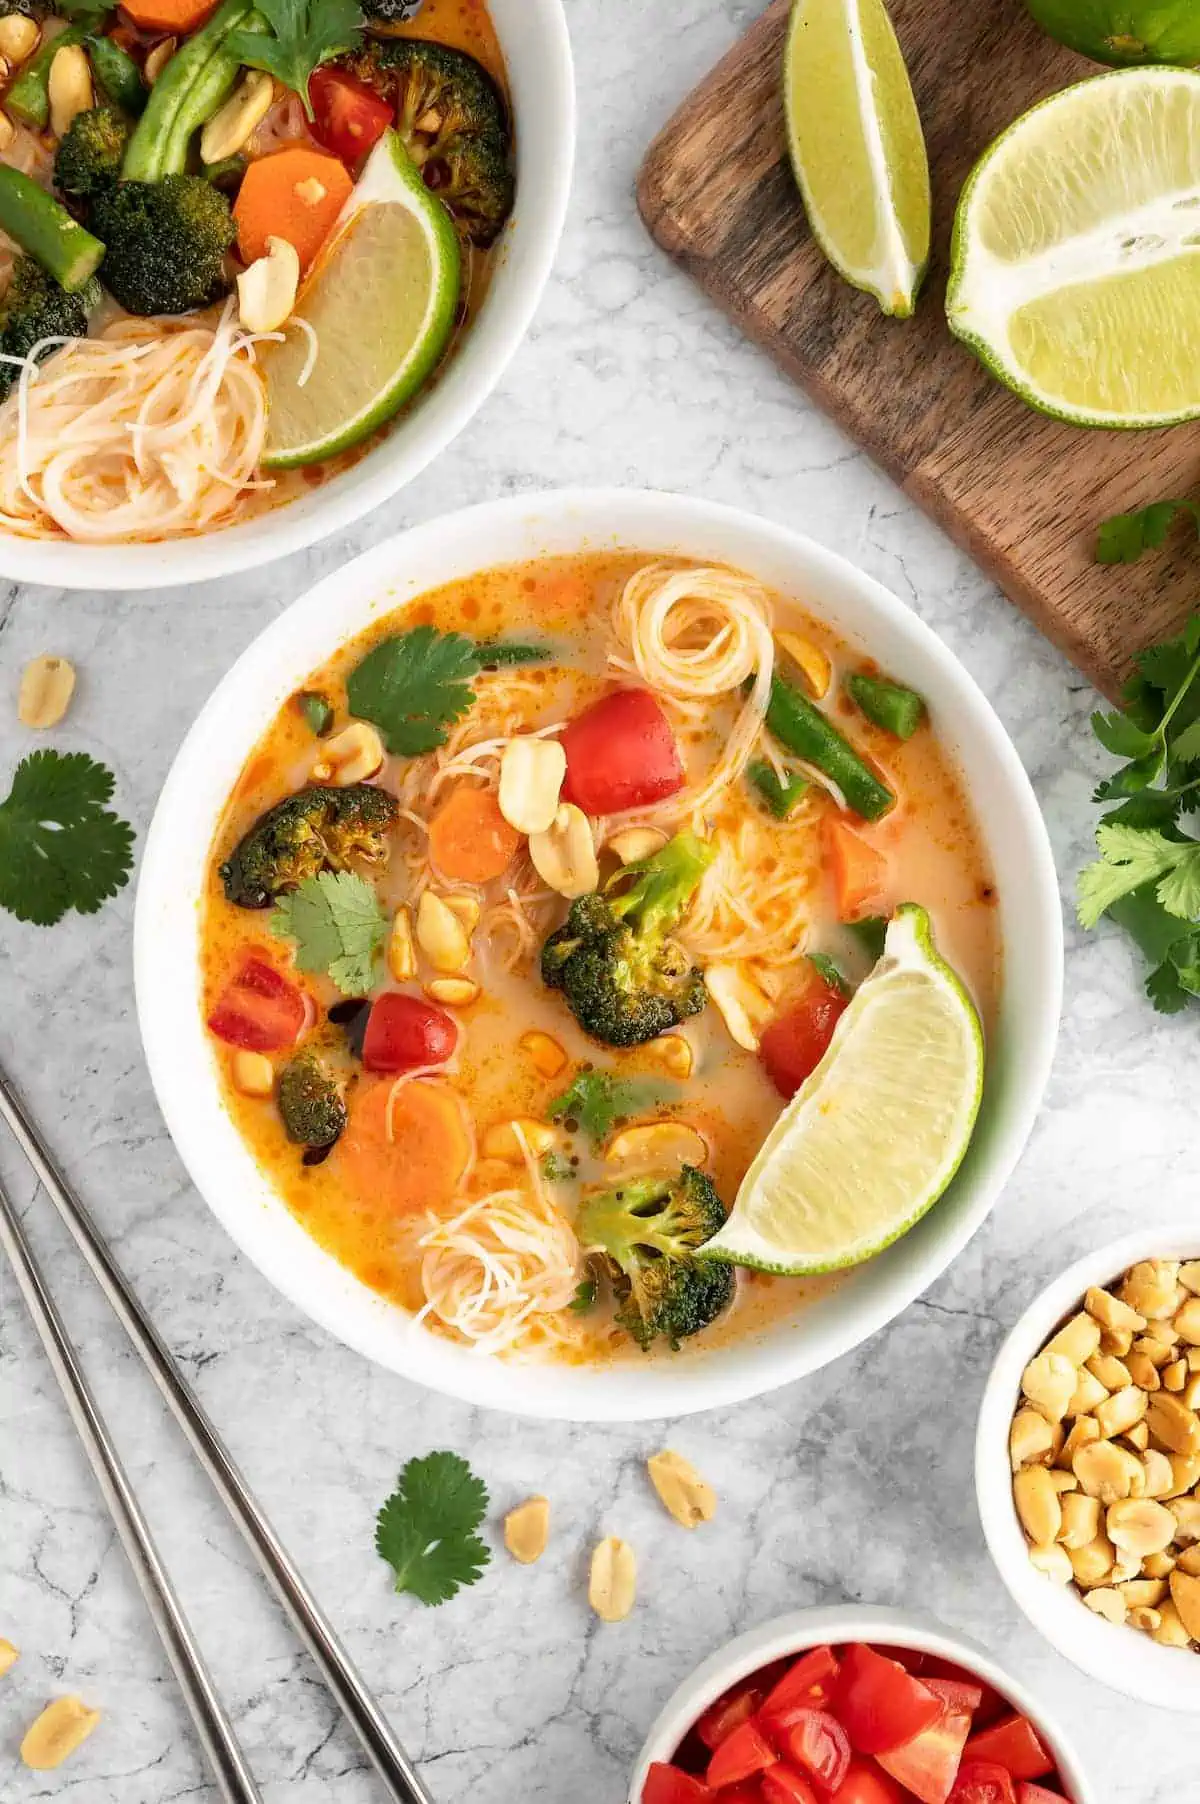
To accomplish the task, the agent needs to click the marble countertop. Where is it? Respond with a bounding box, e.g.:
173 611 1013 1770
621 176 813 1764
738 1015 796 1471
0 2 1195 1798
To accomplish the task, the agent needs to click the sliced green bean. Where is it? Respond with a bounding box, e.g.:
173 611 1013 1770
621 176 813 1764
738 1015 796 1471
845 670 926 741
474 639 553 667
7 23 88 127
0 168 104 290
747 758 809 820
121 0 264 182
87 34 146 116
764 673 895 822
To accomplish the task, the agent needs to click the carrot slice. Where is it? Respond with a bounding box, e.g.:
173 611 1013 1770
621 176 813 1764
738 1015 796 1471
121 0 218 30
428 785 522 885
233 148 354 273
336 1079 469 1216
823 816 888 920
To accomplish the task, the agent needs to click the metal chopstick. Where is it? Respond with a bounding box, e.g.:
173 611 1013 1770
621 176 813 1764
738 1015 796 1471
0 1063 434 1804
0 1173 262 1804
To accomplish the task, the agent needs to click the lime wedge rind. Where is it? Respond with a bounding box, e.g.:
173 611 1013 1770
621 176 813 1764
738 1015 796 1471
262 130 461 469
701 905 984 1277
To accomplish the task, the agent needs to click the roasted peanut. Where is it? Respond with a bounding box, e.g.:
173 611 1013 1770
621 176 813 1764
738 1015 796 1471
1126 1351 1162 1393
1175 1298 1200 1346
777 630 831 700
1107 1498 1176 1560
1047 1311 1102 1367
1087 1353 1132 1392
1147 1393 1200 1456
237 234 300 333
48 43 91 138
1125 1421 1150 1452
504 1496 549 1564
1073 1439 1143 1503
1058 1491 1101 1550
232 1050 273 1098
1068 1368 1108 1418
18 654 75 729
1121 1260 1183 1322
647 1450 716 1529
1141 1450 1175 1500
655 1032 694 1079
1163 1359 1188 1393
444 895 481 933
143 35 176 81
20 1697 100 1771
1118 1576 1167 1609
1059 1416 1101 1469
313 721 384 785
529 804 598 899
1068 1535 1115 1587
1014 1465 1061 1546
589 1537 636 1623
417 890 472 972
498 736 566 836
607 826 668 865
1096 1385 1148 1441
201 68 273 163
520 1030 566 1078
705 961 770 1053
1169 1568 1200 1641
1153 1599 1192 1647
1029 1543 1072 1585
425 977 478 1007
1086 1287 1146 1336
606 1121 707 1172
482 1118 555 1163
0 13 38 62
1021 1351 1077 1424
387 906 416 982
1010 1408 1057 1471
1170 1497 1200 1541
1084 1587 1127 1625
1179 1262 1200 1296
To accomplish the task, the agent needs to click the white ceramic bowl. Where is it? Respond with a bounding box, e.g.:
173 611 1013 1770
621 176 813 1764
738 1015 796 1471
977 1227 1200 1714
135 487 1062 1421
629 1605 1095 1803
0 0 574 590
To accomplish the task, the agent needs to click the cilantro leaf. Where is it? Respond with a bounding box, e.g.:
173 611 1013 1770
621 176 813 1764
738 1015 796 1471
569 1278 596 1313
347 626 481 757
0 751 134 926
1145 955 1192 1014
547 1070 670 1145
1096 499 1200 564
1077 824 1197 929
375 1452 490 1607
228 0 363 119
271 870 386 994
808 952 849 995
1090 707 1158 761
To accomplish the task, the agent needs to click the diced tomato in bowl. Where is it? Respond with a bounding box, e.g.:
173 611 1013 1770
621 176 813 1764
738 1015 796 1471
208 954 306 1051
559 687 684 814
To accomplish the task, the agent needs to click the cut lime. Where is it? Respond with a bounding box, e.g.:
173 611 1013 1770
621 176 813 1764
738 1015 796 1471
701 905 983 1275
783 0 931 318
947 68 1200 429
1023 0 1200 66
261 130 461 468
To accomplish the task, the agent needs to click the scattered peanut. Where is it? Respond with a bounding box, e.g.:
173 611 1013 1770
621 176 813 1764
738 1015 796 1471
1074 1439 1143 1504
444 895 481 933
481 1117 555 1162
655 1032 694 1079
231 1050 274 1098
705 961 770 1053
143 35 176 82
201 67 273 162
425 977 479 1007
0 110 13 153
529 803 598 899
1141 1450 1175 1499
48 43 91 138
607 826 668 865
1129 1606 1163 1635
387 905 416 982
498 736 567 836
237 234 300 334
0 13 36 61
1180 1262 1200 1295
776 630 832 700
1143 1550 1178 1580
1154 1599 1193 1647
647 1450 716 1529
1125 1420 1150 1451
18 654 75 729
0 1638 18 1677
1148 1393 1200 1456
503 1496 549 1564
20 1697 100 1771
1163 1359 1188 1391
416 890 472 972
313 721 384 786
520 1030 566 1078
605 1120 707 1172
1059 1417 1100 1468
588 1536 636 1623
1126 1351 1162 1392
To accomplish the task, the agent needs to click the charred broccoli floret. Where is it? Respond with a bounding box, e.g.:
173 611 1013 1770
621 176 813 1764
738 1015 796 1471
0 257 97 401
541 831 715 1047
576 1165 735 1351
54 107 131 203
220 783 399 910
0 1 52 18
277 1054 347 1148
91 175 234 315
339 39 514 245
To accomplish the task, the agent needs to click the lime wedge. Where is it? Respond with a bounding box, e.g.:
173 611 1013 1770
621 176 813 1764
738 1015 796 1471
701 905 983 1275
947 68 1200 428
261 130 461 468
783 0 930 318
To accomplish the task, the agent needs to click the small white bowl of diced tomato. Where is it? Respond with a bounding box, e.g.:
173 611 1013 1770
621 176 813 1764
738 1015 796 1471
629 1606 1093 1804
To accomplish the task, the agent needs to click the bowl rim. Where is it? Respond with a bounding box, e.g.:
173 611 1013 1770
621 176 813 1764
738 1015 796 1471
976 1224 1200 1714
628 1604 1097 1803
134 484 1064 1421
0 0 575 590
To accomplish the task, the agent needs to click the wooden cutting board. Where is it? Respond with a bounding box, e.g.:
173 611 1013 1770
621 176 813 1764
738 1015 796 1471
637 0 1200 700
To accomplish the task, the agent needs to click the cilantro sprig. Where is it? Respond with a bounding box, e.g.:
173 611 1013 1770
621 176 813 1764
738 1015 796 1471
271 870 386 995
228 0 363 120
347 626 482 757
375 1452 490 1607
547 1070 670 1145
0 751 134 926
1096 498 1200 566
1078 614 1200 1012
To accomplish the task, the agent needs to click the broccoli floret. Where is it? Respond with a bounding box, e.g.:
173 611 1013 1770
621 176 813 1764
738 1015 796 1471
220 783 399 910
576 1165 735 1351
0 258 97 401
541 831 715 1047
339 39 514 245
54 107 130 203
0 1 52 19
91 175 235 315
277 1054 347 1148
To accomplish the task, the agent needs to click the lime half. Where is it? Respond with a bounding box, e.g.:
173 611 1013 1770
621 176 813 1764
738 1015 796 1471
947 68 1200 429
261 130 461 468
783 0 930 317
701 905 983 1275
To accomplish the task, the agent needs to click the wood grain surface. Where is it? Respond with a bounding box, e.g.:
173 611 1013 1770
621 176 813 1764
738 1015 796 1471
637 0 1200 699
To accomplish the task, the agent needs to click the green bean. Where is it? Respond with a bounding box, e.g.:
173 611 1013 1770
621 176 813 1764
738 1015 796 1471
845 670 926 741
747 759 809 820
87 34 146 116
121 0 264 182
847 915 888 962
7 23 88 128
764 672 894 821
0 167 104 290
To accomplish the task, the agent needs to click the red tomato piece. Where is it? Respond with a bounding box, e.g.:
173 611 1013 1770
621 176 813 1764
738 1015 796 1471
697 1686 763 1750
877 1679 977 1804
949 1763 1017 1804
918 1662 1007 1730
1015 1787 1063 1803
559 688 684 815
707 1719 776 1789
963 1718 1053 1783
833 1644 943 1757
716 1789 764 1804
829 1761 905 1804
361 992 457 1073
761 1769 820 1804
308 66 393 167
208 956 305 1051
642 1763 715 1804
774 1709 851 1795
760 1648 840 1724
758 970 848 1099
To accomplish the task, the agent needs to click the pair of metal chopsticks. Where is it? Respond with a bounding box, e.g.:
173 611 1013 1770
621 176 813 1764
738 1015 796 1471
0 1060 434 1804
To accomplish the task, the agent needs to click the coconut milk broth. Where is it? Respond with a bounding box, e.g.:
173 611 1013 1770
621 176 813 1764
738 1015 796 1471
202 553 1001 1361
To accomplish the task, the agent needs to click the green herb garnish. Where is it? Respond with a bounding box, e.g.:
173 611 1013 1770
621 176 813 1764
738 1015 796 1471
846 915 888 962
0 751 134 926
547 1070 669 1145
271 870 387 995
569 1278 597 1313
375 1452 490 1607
1096 499 1200 566
808 952 850 995
347 625 481 757
747 759 809 819
296 690 334 737
474 640 553 668
541 1151 576 1182
228 0 363 118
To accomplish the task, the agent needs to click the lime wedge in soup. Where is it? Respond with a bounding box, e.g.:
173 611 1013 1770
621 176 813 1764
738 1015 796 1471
947 68 1200 429
701 905 984 1276
783 0 930 317
261 130 461 469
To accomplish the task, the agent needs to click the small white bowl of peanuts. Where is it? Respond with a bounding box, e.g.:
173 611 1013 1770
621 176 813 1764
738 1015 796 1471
977 1228 1200 1712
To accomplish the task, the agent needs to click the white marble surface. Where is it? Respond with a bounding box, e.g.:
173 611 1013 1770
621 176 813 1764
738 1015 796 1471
0 2 1196 1799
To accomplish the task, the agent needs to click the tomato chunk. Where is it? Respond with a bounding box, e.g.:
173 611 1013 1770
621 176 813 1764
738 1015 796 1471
308 66 394 166
833 1644 943 1756
758 971 848 1099
762 1769 819 1804
643 1763 715 1804
963 1717 1053 1782
1015 1787 1062 1803
829 1761 905 1804
877 1678 977 1804
559 688 684 814
361 992 457 1073
697 1685 763 1750
948 1764 1017 1804
208 956 305 1052
760 1648 840 1724
773 1709 850 1794
707 1719 776 1789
